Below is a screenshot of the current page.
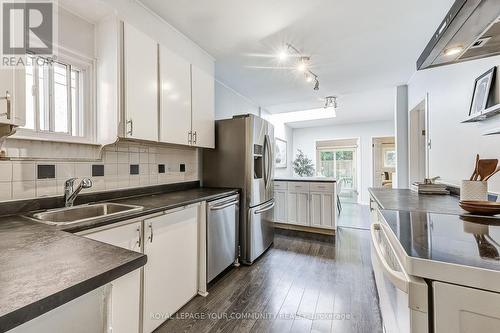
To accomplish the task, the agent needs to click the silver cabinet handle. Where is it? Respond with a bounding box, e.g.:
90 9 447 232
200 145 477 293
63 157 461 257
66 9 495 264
0 91 11 120
193 131 197 144
188 131 193 144
148 224 153 243
136 226 141 248
126 119 133 136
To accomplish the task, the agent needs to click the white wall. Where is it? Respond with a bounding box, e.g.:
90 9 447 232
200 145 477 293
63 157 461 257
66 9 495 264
408 55 500 194
292 121 395 204
267 116 294 178
215 80 260 120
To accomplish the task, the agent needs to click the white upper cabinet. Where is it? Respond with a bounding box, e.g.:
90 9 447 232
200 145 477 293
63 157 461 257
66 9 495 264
0 67 25 127
191 65 215 148
159 46 192 145
123 22 158 142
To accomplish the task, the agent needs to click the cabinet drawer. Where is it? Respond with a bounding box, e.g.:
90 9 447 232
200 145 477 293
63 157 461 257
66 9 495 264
288 182 310 192
274 181 288 190
309 182 335 192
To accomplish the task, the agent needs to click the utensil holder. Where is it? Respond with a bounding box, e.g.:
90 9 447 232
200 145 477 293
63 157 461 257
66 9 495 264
460 180 488 201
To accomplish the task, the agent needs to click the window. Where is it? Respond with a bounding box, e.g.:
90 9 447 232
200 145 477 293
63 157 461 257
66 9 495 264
23 54 90 139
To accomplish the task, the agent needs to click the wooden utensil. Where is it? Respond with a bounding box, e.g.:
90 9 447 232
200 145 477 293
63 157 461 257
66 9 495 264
470 154 480 181
478 159 498 181
484 166 500 181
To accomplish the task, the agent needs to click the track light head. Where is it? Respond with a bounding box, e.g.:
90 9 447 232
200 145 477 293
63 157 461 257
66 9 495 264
314 79 320 91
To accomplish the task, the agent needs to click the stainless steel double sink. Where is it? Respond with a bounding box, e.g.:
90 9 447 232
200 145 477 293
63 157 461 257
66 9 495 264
26 203 144 226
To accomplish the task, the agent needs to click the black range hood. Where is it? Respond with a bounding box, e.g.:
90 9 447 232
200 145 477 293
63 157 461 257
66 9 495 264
417 0 500 70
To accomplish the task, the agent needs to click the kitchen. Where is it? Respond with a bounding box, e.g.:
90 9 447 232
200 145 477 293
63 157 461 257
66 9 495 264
0 0 499 333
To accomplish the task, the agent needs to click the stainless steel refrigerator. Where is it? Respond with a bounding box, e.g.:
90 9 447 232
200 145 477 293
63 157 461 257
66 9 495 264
203 114 275 265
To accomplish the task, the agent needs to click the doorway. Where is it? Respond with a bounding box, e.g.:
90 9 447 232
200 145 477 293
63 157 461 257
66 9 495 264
409 97 429 184
316 138 359 203
372 137 396 188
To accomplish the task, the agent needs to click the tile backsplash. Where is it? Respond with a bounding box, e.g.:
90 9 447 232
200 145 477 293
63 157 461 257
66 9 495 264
0 142 199 202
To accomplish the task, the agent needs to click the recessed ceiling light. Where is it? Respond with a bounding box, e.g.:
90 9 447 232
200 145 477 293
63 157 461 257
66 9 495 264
444 46 463 56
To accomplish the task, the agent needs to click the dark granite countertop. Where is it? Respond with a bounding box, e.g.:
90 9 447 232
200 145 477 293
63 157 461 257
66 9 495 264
274 177 336 183
0 186 239 331
0 217 146 332
64 187 239 233
368 188 464 215
381 210 500 271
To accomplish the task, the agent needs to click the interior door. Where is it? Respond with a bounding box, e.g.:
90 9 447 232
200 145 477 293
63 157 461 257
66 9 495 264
123 22 158 142
159 46 191 145
191 65 215 148
143 207 198 333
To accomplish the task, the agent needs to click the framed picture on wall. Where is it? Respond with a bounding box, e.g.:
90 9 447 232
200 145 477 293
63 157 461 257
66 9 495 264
275 138 287 169
469 67 496 116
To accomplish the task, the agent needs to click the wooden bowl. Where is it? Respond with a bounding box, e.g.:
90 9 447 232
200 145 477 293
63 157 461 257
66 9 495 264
459 201 500 216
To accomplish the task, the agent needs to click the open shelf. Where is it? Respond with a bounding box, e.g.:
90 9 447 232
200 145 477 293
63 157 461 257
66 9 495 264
462 103 500 123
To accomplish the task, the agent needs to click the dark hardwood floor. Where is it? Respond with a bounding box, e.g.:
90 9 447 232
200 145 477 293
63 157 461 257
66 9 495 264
155 210 382 333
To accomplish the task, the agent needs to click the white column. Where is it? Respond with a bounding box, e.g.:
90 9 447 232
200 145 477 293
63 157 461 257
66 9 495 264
395 85 409 188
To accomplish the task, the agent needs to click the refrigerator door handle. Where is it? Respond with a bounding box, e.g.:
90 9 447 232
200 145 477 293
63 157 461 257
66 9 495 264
263 134 272 189
254 199 275 215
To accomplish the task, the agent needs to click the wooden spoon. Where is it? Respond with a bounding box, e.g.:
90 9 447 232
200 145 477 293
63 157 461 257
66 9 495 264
484 166 500 181
478 159 499 181
470 154 480 181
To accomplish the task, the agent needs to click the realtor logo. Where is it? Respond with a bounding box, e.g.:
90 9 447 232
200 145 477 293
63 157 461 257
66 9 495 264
2 1 53 55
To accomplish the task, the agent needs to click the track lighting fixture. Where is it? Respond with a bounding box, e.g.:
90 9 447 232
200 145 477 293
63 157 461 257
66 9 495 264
277 43 320 91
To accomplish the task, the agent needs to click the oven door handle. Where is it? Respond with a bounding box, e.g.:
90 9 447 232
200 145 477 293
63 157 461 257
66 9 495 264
209 200 239 211
254 200 275 215
371 223 409 293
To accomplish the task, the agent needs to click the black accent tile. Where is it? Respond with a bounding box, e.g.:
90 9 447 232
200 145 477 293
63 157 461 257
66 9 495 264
158 164 165 174
130 165 139 175
37 165 55 179
180 164 186 172
92 165 105 177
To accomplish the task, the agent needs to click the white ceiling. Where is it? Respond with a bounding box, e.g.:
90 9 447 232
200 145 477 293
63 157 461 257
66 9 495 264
138 0 454 120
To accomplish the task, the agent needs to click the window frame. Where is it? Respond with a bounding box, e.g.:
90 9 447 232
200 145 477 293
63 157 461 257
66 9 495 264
316 146 358 191
14 47 97 145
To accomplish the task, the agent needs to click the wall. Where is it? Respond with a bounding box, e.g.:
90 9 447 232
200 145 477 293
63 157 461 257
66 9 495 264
0 142 198 202
407 55 500 194
266 116 294 178
215 80 260 120
292 120 395 204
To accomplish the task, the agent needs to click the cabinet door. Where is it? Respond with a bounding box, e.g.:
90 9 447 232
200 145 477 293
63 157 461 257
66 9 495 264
0 67 25 126
123 23 158 142
191 65 214 148
143 206 198 333
84 222 142 333
274 190 287 223
288 191 309 226
434 282 500 333
310 192 335 230
159 46 191 145
310 192 322 228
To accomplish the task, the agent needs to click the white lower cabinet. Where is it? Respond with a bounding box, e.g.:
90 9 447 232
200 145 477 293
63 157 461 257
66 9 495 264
83 221 142 333
274 190 287 223
143 206 199 333
274 181 336 230
310 192 335 229
434 281 500 333
287 191 309 226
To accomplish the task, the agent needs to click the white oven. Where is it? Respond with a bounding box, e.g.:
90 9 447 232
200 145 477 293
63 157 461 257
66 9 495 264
370 223 429 333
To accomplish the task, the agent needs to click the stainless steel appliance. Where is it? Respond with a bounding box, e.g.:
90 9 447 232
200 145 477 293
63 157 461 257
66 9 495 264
203 114 275 264
207 194 240 282
417 0 500 70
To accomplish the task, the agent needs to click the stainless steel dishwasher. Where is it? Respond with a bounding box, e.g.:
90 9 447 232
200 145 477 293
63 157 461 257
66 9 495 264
207 194 240 283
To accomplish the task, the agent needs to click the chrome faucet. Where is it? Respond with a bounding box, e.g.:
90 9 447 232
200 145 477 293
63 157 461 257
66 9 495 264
64 178 93 207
